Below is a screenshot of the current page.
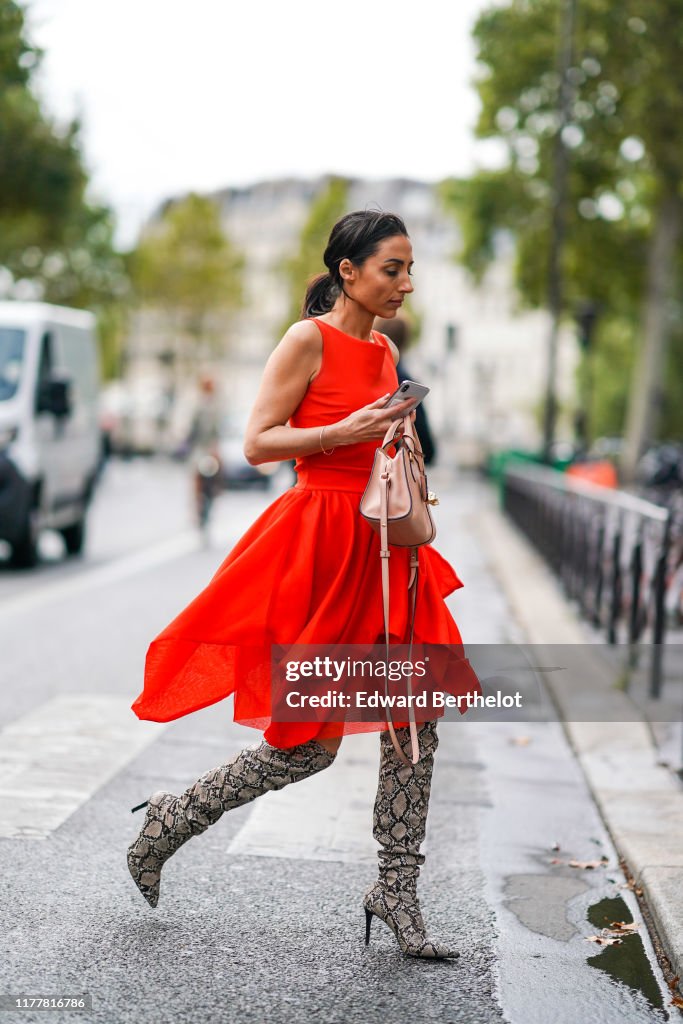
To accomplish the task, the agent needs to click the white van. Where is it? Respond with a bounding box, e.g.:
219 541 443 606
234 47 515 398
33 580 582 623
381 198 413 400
0 302 101 567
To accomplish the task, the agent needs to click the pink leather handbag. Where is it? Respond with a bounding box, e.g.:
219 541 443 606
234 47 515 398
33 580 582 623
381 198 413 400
359 415 439 765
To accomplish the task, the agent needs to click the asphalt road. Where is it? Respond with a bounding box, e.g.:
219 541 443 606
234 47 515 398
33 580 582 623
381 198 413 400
0 459 674 1024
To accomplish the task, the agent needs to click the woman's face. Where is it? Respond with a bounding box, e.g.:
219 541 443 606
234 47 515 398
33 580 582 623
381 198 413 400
340 234 414 317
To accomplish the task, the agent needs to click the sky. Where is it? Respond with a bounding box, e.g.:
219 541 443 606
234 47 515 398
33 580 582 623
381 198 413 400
27 0 502 246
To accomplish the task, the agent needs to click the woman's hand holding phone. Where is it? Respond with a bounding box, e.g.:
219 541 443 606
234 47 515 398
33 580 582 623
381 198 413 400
325 393 416 446
384 380 430 412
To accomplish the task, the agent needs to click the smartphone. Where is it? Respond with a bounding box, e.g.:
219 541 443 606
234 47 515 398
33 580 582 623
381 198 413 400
384 379 430 413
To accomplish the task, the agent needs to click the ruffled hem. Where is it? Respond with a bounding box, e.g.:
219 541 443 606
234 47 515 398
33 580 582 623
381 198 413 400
131 485 480 744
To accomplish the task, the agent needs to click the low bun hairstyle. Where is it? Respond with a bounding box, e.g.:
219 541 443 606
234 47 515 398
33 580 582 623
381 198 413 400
302 210 408 319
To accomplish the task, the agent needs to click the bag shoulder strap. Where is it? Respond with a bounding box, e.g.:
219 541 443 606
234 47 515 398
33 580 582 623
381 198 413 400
380 468 421 765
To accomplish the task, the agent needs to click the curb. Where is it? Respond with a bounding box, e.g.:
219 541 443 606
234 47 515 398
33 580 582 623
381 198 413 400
474 497 683 985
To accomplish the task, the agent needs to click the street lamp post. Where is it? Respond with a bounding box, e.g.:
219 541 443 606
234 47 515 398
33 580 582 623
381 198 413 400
574 301 599 454
542 0 578 462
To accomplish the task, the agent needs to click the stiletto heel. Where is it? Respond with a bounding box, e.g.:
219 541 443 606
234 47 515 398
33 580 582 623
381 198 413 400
363 723 460 959
130 800 149 813
365 907 374 946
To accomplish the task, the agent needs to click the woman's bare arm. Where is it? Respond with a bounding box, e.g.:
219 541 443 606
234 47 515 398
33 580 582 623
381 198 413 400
243 321 414 465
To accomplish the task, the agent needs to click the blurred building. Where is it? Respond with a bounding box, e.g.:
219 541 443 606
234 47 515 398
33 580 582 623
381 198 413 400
119 177 577 463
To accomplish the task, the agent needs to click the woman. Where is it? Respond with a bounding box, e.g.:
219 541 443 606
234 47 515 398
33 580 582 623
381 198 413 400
128 210 478 959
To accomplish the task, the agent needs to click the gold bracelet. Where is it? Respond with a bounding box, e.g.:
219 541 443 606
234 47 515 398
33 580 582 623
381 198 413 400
320 426 336 455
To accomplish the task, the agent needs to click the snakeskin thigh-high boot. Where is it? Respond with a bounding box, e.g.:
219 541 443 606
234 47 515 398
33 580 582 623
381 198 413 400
363 721 459 959
127 739 336 908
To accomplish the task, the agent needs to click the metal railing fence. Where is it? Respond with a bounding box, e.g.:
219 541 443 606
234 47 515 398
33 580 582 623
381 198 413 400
502 464 675 697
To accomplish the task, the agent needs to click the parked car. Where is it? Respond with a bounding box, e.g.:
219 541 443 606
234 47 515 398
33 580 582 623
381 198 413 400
217 414 282 490
0 302 101 566
99 380 171 457
637 442 683 492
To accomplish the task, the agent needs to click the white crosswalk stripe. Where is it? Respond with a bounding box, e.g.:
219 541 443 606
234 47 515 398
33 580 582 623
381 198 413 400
227 732 386 864
1 690 399 865
0 695 164 839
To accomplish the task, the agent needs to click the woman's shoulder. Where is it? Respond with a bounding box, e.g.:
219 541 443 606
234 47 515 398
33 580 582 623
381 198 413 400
275 318 323 363
280 318 323 348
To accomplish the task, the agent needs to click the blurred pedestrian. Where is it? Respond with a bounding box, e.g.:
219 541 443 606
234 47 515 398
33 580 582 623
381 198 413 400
187 374 222 453
186 375 223 530
375 315 437 465
128 210 478 959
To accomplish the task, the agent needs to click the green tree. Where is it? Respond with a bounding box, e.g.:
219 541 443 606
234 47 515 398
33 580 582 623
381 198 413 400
0 0 130 378
0 0 85 247
442 0 683 473
280 176 350 335
131 192 243 373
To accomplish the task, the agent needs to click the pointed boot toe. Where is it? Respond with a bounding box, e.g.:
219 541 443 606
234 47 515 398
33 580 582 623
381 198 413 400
126 742 336 908
127 791 176 908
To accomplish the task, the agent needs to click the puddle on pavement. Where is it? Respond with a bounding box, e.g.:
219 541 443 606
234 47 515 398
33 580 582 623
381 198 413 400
586 896 663 1011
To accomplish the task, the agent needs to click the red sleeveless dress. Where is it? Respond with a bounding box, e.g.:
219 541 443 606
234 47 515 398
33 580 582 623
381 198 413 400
131 319 480 746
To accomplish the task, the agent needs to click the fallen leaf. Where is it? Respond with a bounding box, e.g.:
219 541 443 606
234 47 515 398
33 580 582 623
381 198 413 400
609 921 639 933
586 934 623 946
670 995 683 1009
510 736 531 746
568 859 608 870
667 976 680 992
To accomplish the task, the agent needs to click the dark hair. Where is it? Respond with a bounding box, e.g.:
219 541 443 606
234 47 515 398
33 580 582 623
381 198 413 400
302 210 409 318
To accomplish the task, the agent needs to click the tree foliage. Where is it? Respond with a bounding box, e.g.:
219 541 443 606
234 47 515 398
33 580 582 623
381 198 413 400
442 0 683 452
280 176 350 335
0 0 129 378
0 0 84 238
131 192 243 358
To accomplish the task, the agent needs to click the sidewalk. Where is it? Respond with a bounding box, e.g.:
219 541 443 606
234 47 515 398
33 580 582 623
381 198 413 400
449 470 683 986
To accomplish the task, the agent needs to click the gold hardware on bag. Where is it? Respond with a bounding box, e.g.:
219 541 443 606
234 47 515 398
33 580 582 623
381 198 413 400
426 491 439 506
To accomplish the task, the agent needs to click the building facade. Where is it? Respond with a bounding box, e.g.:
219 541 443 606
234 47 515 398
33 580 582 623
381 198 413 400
120 176 578 463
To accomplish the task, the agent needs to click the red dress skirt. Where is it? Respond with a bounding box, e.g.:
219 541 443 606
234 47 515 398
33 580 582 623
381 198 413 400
131 319 480 747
